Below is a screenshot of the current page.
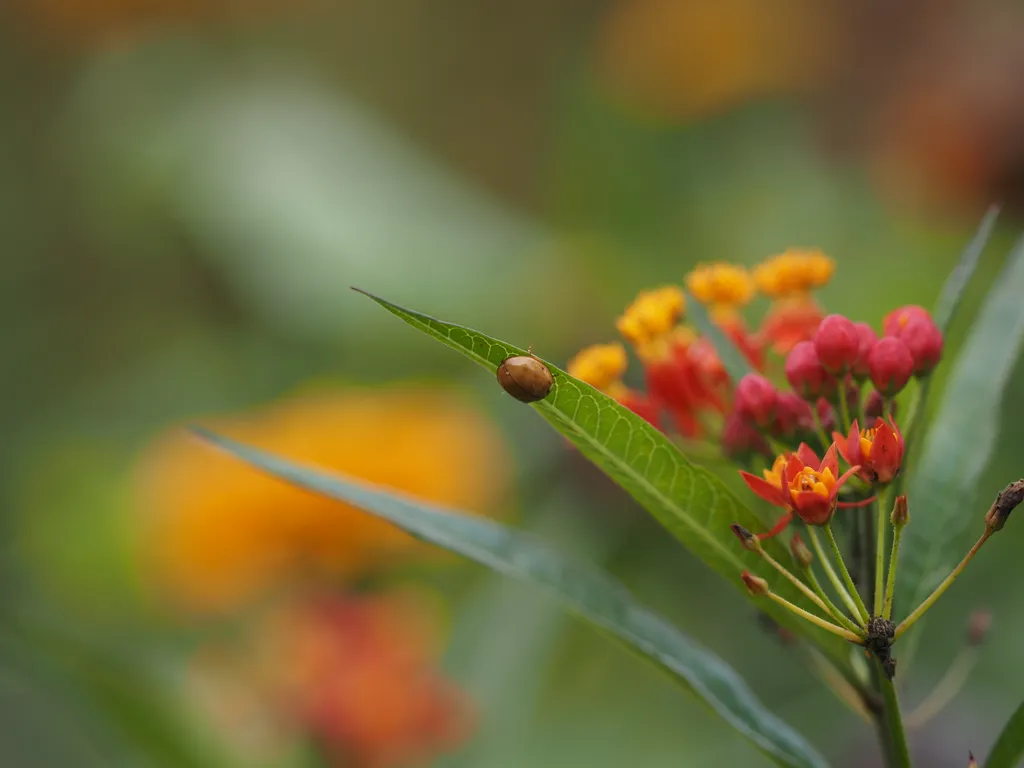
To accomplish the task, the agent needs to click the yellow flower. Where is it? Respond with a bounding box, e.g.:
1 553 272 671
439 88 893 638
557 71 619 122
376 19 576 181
133 385 510 614
753 249 835 299
686 262 756 309
566 343 629 393
615 286 686 347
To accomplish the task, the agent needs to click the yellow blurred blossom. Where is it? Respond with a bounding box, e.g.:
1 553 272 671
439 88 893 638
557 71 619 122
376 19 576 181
566 343 629 393
685 262 756 324
134 386 510 614
753 249 835 299
615 286 685 347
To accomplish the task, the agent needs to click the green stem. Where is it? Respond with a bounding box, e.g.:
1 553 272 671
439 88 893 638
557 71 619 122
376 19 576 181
877 662 912 767
895 530 992 639
807 527 866 626
813 409 833 454
824 524 871 624
874 488 889 617
804 567 865 635
838 381 853 433
882 523 904 621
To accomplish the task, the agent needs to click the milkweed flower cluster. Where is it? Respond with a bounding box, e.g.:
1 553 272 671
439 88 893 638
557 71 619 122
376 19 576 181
566 249 1022 684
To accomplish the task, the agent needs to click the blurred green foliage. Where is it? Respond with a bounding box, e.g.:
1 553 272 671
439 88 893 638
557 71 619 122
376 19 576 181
3 2 1024 767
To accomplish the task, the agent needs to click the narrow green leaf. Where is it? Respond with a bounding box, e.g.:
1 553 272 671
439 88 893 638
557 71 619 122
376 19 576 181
897 236 1024 620
896 206 999 497
196 429 830 768
355 289 849 661
984 700 1024 768
685 293 754 384
932 205 1000 331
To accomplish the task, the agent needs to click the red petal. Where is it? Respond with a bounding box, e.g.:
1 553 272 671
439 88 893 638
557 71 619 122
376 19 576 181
872 424 904 483
756 512 794 539
831 465 861 496
740 472 790 507
793 492 833 525
820 443 840 478
796 442 820 468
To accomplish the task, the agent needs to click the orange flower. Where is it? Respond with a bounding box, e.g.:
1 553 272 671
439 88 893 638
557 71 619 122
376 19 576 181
833 417 904 485
260 591 474 768
133 386 510 614
189 590 474 768
740 443 859 535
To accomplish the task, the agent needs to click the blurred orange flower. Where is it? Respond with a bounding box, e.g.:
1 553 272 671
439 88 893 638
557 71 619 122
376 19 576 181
189 589 474 768
134 386 511 614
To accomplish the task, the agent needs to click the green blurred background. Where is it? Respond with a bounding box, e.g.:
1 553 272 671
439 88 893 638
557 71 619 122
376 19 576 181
3 1 1024 766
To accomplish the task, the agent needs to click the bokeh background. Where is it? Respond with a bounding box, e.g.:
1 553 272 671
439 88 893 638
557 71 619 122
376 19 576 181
3 1 1024 766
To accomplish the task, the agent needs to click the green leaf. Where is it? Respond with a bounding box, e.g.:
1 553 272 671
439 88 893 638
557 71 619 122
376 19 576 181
932 205 1000 331
195 429 829 768
897 235 1024 620
984 700 1024 768
355 289 849 661
685 293 754 384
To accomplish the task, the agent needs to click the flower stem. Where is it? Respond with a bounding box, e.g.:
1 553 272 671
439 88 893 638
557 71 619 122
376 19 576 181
824 524 871 624
804 567 866 635
874 488 890 617
838 380 853 433
877 660 912 767
813 409 833 454
764 591 864 643
895 530 992 639
759 549 853 629
882 523 904 621
807 526 867 626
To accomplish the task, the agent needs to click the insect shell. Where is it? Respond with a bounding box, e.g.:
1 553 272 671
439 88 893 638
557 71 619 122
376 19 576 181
496 351 554 403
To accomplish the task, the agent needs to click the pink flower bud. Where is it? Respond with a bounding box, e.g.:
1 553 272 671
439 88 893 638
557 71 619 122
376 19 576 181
741 571 769 596
785 341 830 400
814 314 860 374
771 392 815 438
734 374 777 427
883 305 932 337
851 322 878 380
868 337 914 396
722 412 770 460
898 316 944 376
864 390 884 420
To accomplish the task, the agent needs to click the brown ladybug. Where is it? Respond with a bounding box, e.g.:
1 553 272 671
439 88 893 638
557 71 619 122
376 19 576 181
497 348 554 403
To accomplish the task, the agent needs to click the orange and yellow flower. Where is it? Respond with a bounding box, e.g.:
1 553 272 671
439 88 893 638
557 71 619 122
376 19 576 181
566 343 661 426
833 417 904 486
133 385 510 614
740 443 859 533
754 249 835 354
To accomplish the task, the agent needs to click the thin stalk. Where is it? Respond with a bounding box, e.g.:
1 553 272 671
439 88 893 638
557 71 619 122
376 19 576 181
882 523 904 621
806 647 872 723
874 488 890 617
813 410 833 454
804 567 865 635
905 647 979 729
824 524 871 624
877 661 912 767
758 549 850 629
896 530 992 639
807 527 866 625
838 381 853 434
764 591 864 643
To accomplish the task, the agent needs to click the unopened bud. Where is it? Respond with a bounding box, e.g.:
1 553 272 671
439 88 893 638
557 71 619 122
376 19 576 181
967 609 992 646
969 751 978 768
890 495 909 527
742 571 770 596
730 523 761 552
789 534 813 568
985 479 1024 532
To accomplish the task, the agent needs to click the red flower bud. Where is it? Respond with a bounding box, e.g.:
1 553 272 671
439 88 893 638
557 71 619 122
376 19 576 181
722 413 771 461
730 523 760 551
771 392 815 438
785 341 830 400
851 322 878 380
814 314 860 374
864 391 899 421
816 397 836 433
898 316 944 376
883 305 932 337
868 337 914 396
789 534 813 568
735 374 777 427
741 571 769 596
